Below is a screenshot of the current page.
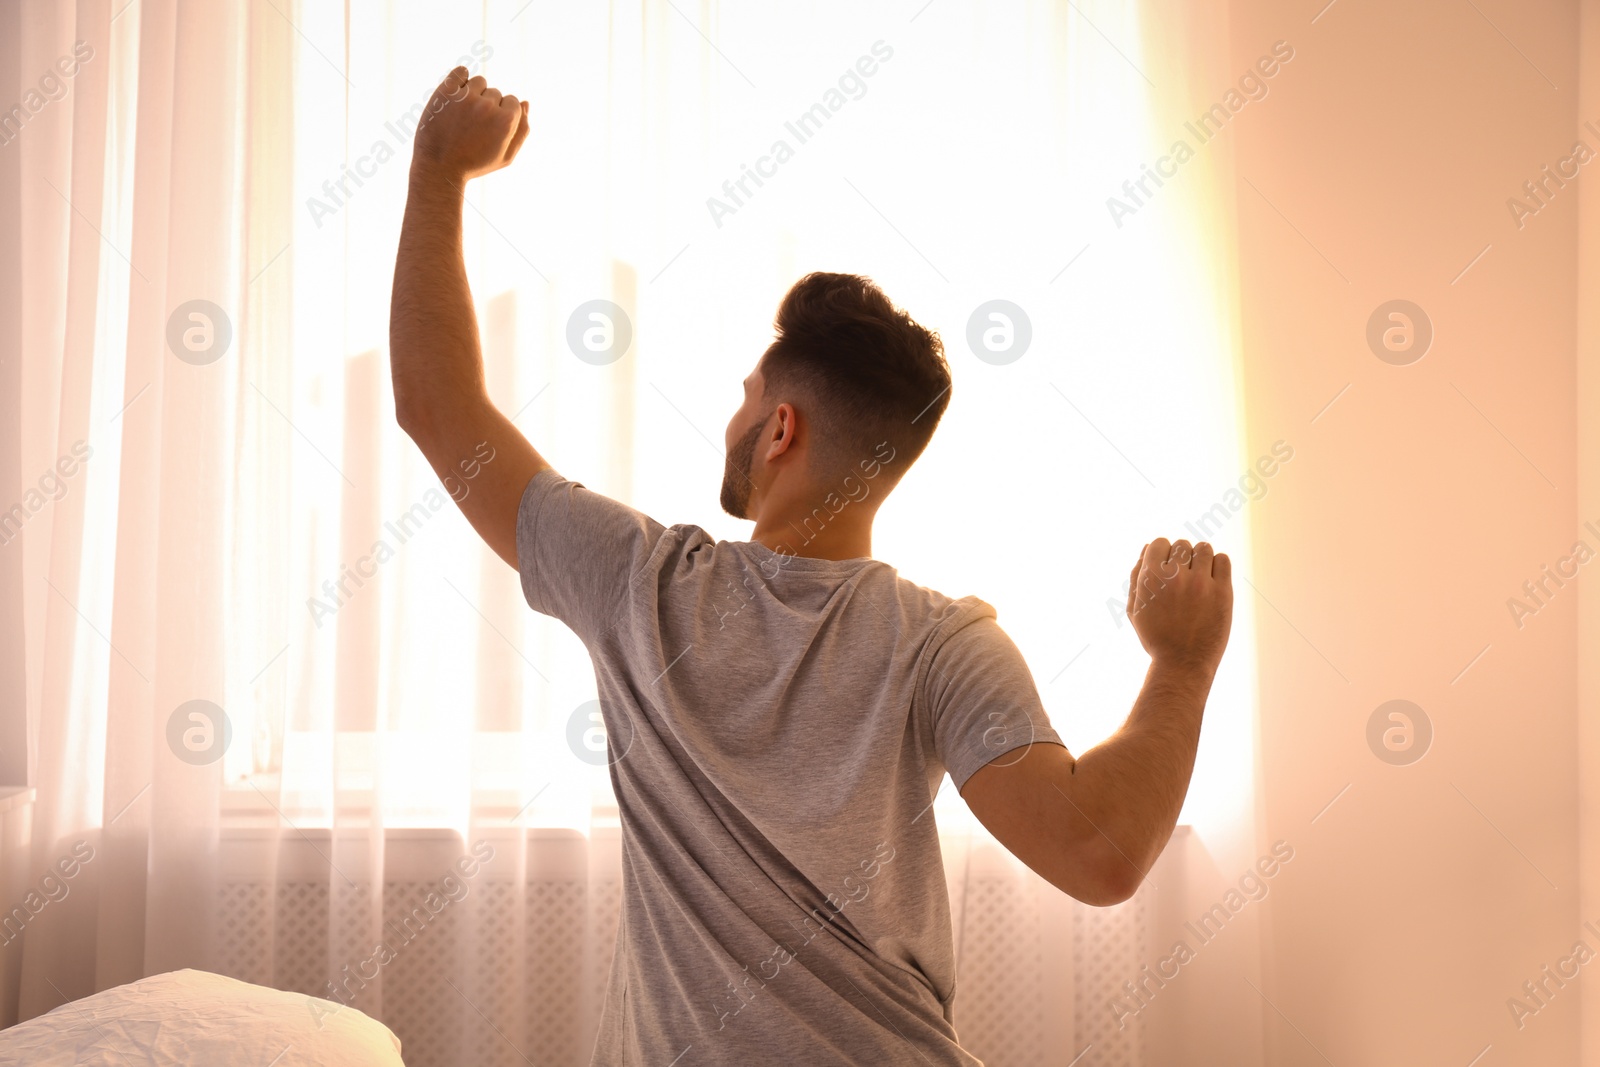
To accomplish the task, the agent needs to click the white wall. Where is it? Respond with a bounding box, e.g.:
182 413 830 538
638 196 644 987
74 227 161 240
1231 0 1581 1063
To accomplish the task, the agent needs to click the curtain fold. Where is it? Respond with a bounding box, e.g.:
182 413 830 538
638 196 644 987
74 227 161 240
94 0 170 998
21 0 118 1019
1 1 1265 1063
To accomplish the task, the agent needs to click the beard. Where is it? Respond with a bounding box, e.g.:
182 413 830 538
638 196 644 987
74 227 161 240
720 421 764 520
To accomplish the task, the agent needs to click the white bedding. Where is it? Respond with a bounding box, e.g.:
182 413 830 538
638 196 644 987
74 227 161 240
0 968 406 1066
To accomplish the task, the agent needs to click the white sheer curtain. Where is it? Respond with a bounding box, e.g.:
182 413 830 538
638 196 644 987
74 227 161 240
2 0 1265 1062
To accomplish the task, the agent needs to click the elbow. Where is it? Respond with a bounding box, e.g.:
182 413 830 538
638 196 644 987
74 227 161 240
1037 828 1148 907
1091 863 1145 907
393 395 431 441
1071 842 1149 907
394 385 489 443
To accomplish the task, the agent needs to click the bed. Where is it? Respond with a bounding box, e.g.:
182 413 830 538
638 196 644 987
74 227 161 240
0 969 406 1066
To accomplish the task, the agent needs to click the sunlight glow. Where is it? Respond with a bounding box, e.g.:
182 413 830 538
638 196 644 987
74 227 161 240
203 0 1256 842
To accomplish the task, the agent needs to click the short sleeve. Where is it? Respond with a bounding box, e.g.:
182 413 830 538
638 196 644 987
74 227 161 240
922 613 1066 790
515 467 669 643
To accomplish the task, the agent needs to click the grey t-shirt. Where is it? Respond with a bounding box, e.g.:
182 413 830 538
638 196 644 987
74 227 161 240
516 468 1064 1066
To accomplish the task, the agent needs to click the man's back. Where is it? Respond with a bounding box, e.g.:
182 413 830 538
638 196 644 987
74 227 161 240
516 468 1063 1066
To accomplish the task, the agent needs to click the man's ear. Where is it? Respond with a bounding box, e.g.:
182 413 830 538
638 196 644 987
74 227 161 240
764 402 798 462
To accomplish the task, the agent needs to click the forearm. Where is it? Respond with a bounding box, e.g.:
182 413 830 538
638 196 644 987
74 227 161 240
1067 659 1215 880
383 68 544 569
390 169 486 431
960 540 1230 906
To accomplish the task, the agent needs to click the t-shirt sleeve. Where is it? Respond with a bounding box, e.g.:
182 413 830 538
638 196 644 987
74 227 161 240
515 467 670 643
922 612 1067 791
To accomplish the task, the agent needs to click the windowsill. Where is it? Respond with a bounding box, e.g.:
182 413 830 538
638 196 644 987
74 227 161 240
218 776 622 834
0 787 35 814
213 780 1192 842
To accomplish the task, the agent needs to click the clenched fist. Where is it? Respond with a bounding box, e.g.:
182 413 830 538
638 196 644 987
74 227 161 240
1126 538 1233 673
411 66 530 184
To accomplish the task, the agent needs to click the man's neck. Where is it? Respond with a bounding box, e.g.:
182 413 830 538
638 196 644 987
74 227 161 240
750 509 874 562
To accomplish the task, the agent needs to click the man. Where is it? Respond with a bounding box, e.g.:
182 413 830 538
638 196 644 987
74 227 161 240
391 67 1232 1066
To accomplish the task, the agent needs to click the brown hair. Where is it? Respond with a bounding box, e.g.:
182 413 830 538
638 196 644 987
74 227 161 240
759 272 951 479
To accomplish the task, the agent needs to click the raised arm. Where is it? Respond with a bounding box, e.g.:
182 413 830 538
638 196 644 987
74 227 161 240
960 537 1233 906
391 66 548 569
